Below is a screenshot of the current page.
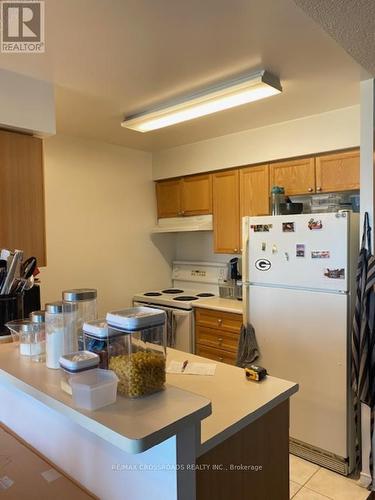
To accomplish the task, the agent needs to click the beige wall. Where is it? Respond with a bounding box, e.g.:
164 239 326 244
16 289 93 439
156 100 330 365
40 134 174 316
152 105 360 179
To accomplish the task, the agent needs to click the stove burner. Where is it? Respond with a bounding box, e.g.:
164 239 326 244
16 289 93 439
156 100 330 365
173 296 199 302
196 293 215 297
144 292 162 297
161 288 184 294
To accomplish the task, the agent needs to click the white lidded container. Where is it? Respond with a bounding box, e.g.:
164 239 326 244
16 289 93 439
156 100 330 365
59 351 100 395
104 307 167 399
71 369 118 410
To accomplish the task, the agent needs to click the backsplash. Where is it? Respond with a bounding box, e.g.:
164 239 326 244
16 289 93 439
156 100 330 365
290 190 359 214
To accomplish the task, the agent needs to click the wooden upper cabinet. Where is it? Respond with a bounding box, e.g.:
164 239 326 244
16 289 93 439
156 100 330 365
315 150 359 193
181 174 212 216
213 169 240 254
156 179 182 218
156 174 212 218
270 157 315 195
240 164 270 218
0 130 46 266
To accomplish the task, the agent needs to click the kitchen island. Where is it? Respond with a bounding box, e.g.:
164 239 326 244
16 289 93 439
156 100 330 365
0 344 297 500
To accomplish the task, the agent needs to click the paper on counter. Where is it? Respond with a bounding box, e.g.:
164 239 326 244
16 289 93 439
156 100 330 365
167 360 216 376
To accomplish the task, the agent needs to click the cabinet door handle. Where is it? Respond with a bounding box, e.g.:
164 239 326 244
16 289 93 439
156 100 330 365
234 248 238 253
316 187 322 192
308 187 313 192
219 357 224 362
217 337 223 343
217 319 222 325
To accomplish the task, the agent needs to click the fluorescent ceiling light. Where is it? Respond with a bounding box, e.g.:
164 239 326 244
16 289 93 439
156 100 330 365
121 70 282 133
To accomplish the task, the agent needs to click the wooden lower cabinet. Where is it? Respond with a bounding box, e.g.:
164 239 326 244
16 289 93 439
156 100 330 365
195 307 242 365
196 400 290 500
195 344 237 365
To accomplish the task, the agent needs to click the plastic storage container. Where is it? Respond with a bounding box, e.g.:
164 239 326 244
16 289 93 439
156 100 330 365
103 307 167 398
71 369 118 410
45 301 65 369
6 318 46 361
83 319 122 369
59 351 100 395
28 310 46 362
62 289 97 351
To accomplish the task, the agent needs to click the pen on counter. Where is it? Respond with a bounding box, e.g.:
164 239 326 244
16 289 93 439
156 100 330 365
181 360 188 373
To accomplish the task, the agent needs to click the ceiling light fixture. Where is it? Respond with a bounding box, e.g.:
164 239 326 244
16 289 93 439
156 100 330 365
121 70 282 133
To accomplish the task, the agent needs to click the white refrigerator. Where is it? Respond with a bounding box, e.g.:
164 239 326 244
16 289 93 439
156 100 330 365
242 212 359 475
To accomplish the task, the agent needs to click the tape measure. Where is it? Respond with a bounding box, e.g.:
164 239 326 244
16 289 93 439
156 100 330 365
244 365 267 382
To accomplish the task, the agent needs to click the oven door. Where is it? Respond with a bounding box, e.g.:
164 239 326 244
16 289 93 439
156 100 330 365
133 301 194 353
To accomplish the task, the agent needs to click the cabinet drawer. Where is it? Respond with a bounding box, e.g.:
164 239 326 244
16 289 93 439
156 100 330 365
195 307 242 334
196 325 239 353
196 344 237 366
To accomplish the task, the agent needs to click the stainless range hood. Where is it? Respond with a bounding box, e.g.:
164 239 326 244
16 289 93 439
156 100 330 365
151 214 213 233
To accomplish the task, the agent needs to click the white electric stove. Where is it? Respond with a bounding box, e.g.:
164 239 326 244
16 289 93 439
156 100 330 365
133 261 227 353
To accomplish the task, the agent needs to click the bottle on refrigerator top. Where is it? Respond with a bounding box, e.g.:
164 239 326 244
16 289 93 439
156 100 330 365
62 289 97 352
271 186 286 215
45 302 65 369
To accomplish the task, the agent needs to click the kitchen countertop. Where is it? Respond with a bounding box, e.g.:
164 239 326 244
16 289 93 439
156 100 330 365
0 343 211 454
194 297 243 314
0 344 297 458
167 348 297 455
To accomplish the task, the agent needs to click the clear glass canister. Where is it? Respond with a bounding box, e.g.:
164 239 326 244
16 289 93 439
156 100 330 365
104 307 166 398
6 318 45 361
62 289 97 352
29 310 46 362
45 301 65 369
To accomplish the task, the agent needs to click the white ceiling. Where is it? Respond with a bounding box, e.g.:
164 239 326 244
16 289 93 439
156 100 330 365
0 0 364 151
293 0 375 77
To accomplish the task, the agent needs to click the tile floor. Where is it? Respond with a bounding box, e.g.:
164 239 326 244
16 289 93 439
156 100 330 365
289 454 370 499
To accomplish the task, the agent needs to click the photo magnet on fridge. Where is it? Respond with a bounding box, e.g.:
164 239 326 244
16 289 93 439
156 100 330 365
282 222 295 232
251 224 272 232
311 251 330 259
324 268 345 279
308 218 323 230
296 244 305 257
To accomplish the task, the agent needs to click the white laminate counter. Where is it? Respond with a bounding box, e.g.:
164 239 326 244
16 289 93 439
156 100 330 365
0 343 210 454
166 348 298 455
194 297 243 315
0 343 298 500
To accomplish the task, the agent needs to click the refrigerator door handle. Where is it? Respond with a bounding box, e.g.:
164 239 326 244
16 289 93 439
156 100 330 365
242 216 250 326
242 216 250 284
